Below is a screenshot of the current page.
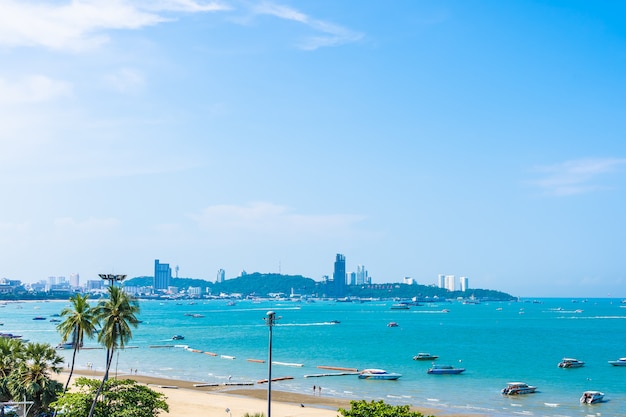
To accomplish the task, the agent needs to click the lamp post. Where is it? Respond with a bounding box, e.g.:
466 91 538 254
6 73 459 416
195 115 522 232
264 311 280 417
98 274 127 288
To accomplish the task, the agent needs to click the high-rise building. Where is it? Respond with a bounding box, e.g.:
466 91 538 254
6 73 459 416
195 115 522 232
154 259 171 291
444 275 455 291
69 273 80 288
437 274 445 288
216 269 225 283
333 254 346 298
356 265 368 285
460 276 469 292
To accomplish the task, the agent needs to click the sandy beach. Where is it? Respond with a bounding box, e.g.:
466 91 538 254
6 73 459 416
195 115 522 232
52 369 485 417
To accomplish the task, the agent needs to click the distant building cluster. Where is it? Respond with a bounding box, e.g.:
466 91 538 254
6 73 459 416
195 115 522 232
437 274 470 292
1 255 473 300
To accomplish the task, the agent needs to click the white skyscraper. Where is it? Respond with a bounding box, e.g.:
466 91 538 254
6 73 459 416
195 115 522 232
444 275 455 291
437 274 445 289
69 273 80 287
216 269 225 283
460 276 469 292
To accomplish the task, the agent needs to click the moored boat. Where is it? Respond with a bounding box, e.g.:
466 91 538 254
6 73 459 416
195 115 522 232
580 390 604 404
501 382 537 395
413 353 438 361
387 321 399 327
558 358 585 368
608 357 626 366
358 369 402 380
172 335 185 340
427 364 465 374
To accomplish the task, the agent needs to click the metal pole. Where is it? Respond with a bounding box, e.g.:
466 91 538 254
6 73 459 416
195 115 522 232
266 311 275 417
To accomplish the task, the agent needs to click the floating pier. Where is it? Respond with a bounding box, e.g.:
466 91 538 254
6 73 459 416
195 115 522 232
317 365 359 372
257 376 294 384
272 361 304 367
304 372 359 378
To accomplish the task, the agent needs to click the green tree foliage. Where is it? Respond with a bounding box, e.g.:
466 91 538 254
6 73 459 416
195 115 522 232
52 377 168 417
5 342 64 417
56 293 97 392
338 400 434 417
0 337 26 401
88 286 140 417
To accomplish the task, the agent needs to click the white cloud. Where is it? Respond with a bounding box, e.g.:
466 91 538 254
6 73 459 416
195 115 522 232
104 68 146 93
0 0 228 51
0 75 72 103
53 217 122 233
530 158 626 196
189 202 366 240
252 2 363 50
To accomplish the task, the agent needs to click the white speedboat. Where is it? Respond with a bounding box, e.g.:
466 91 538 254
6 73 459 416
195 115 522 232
413 353 438 361
427 364 465 374
358 369 402 380
558 358 585 368
608 357 626 366
580 391 604 404
501 382 537 395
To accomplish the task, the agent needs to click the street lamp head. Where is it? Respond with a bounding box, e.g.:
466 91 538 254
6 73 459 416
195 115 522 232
266 311 275 317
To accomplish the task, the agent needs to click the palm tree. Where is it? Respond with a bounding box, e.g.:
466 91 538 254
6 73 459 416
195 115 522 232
56 293 97 392
0 337 26 402
87 286 140 417
7 342 64 417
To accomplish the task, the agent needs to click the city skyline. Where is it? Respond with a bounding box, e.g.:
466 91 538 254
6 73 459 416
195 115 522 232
1 1 625 298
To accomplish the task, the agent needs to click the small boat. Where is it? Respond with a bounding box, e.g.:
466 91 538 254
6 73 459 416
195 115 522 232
608 357 626 366
329 320 341 324
387 322 399 327
358 369 402 380
55 342 75 350
558 358 585 368
413 353 438 361
501 382 537 395
49 318 61 323
33 316 46 320
172 335 185 340
390 304 410 310
427 364 465 374
580 390 604 404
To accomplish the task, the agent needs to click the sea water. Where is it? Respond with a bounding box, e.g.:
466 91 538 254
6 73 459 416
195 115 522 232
2 298 626 416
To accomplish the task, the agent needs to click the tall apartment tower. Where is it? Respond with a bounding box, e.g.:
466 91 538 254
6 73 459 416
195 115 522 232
444 275 455 291
216 269 225 283
69 273 80 288
333 254 346 298
154 259 171 291
356 265 368 285
437 274 445 289
460 276 469 292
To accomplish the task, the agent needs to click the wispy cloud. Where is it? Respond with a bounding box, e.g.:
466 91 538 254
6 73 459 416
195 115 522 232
0 75 72 103
252 2 363 50
0 0 229 51
189 202 366 241
530 158 626 196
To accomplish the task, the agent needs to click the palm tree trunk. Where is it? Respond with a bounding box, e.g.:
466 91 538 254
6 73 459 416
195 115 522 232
64 346 78 392
87 347 115 417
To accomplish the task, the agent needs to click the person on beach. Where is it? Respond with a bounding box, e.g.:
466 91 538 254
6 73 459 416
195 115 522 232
318 386 322 396
313 385 316 395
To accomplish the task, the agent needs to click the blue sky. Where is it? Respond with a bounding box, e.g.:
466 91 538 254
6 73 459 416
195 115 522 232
1 1 625 297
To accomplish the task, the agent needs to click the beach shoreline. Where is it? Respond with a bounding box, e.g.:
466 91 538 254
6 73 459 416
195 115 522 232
53 369 487 417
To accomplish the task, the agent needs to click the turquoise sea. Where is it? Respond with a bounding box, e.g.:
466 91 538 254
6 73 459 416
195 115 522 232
2 298 626 417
